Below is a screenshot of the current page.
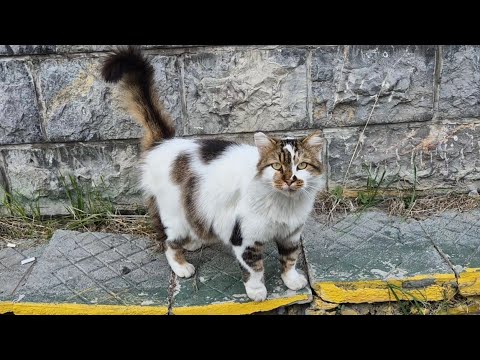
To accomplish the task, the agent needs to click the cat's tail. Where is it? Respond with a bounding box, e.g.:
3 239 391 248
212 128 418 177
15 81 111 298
101 46 175 150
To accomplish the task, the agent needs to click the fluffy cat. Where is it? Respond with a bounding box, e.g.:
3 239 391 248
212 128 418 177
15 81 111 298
101 46 326 301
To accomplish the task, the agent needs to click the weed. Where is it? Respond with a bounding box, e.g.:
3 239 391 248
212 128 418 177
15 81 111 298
1 189 41 221
59 174 114 229
386 283 429 315
356 166 398 209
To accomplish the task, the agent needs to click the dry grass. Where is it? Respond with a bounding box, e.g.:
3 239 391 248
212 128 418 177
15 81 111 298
0 217 55 246
87 214 156 238
386 193 480 220
314 190 480 222
0 213 158 248
313 190 359 221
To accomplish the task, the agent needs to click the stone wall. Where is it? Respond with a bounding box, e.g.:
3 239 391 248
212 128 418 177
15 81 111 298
1 45 479 215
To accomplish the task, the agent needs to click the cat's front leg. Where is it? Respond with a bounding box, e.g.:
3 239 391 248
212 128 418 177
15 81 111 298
276 229 308 291
232 242 267 302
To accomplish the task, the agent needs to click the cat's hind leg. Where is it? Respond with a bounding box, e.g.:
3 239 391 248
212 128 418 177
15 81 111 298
162 212 196 278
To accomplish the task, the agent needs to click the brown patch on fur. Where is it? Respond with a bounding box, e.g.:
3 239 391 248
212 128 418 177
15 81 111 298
242 242 264 273
276 241 300 273
146 196 167 252
166 238 190 265
174 250 187 265
171 247 187 265
170 152 191 184
122 79 175 150
197 139 237 163
167 237 189 249
256 136 281 174
299 132 324 175
101 46 175 151
170 152 217 242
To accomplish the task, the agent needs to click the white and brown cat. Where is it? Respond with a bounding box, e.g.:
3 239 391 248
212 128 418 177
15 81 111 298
101 46 326 301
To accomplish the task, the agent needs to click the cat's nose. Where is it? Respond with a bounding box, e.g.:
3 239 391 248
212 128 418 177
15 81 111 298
284 177 297 186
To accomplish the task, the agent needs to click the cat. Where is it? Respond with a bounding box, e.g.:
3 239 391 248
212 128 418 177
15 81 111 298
101 46 326 301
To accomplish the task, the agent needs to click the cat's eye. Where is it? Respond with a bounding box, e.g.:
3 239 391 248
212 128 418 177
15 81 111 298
271 163 282 170
297 162 308 170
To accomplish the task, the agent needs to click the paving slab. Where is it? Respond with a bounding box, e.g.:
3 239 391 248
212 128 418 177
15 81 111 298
0 230 171 315
420 210 480 297
171 242 312 315
303 211 457 304
0 230 311 315
0 240 47 300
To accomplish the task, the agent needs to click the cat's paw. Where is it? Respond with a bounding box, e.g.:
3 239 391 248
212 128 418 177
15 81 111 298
171 262 196 278
281 270 308 291
182 241 202 252
245 283 267 302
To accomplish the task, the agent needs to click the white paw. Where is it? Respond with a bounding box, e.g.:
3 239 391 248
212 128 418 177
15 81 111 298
245 283 268 302
171 262 196 278
182 241 202 252
281 270 308 291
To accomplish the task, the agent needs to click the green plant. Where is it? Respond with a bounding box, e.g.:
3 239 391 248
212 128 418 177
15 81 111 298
357 166 387 208
356 165 403 209
1 188 41 221
386 283 429 315
59 174 114 228
331 185 344 201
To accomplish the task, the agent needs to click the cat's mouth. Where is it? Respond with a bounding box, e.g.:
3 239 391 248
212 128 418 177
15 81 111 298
275 183 303 195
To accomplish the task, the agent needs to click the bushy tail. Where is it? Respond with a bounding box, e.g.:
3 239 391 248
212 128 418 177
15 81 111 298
101 46 175 150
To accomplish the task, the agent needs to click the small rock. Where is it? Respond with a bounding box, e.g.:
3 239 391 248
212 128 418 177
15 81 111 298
374 303 398 315
340 307 359 315
277 307 286 315
121 266 131 275
468 189 479 198
313 298 339 310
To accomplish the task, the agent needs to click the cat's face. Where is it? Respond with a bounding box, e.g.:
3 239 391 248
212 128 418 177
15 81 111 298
254 131 324 196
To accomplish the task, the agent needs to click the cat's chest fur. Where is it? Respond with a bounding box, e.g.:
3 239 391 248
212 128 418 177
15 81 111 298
242 189 314 242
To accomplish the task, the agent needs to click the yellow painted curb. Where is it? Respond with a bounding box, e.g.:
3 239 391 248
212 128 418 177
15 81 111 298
458 268 480 297
0 302 169 315
313 273 457 304
172 294 311 315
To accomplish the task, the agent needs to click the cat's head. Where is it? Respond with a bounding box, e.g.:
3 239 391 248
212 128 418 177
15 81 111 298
254 131 325 196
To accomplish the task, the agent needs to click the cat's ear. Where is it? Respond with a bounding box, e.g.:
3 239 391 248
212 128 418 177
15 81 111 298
302 131 324 150
254 132 276 156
